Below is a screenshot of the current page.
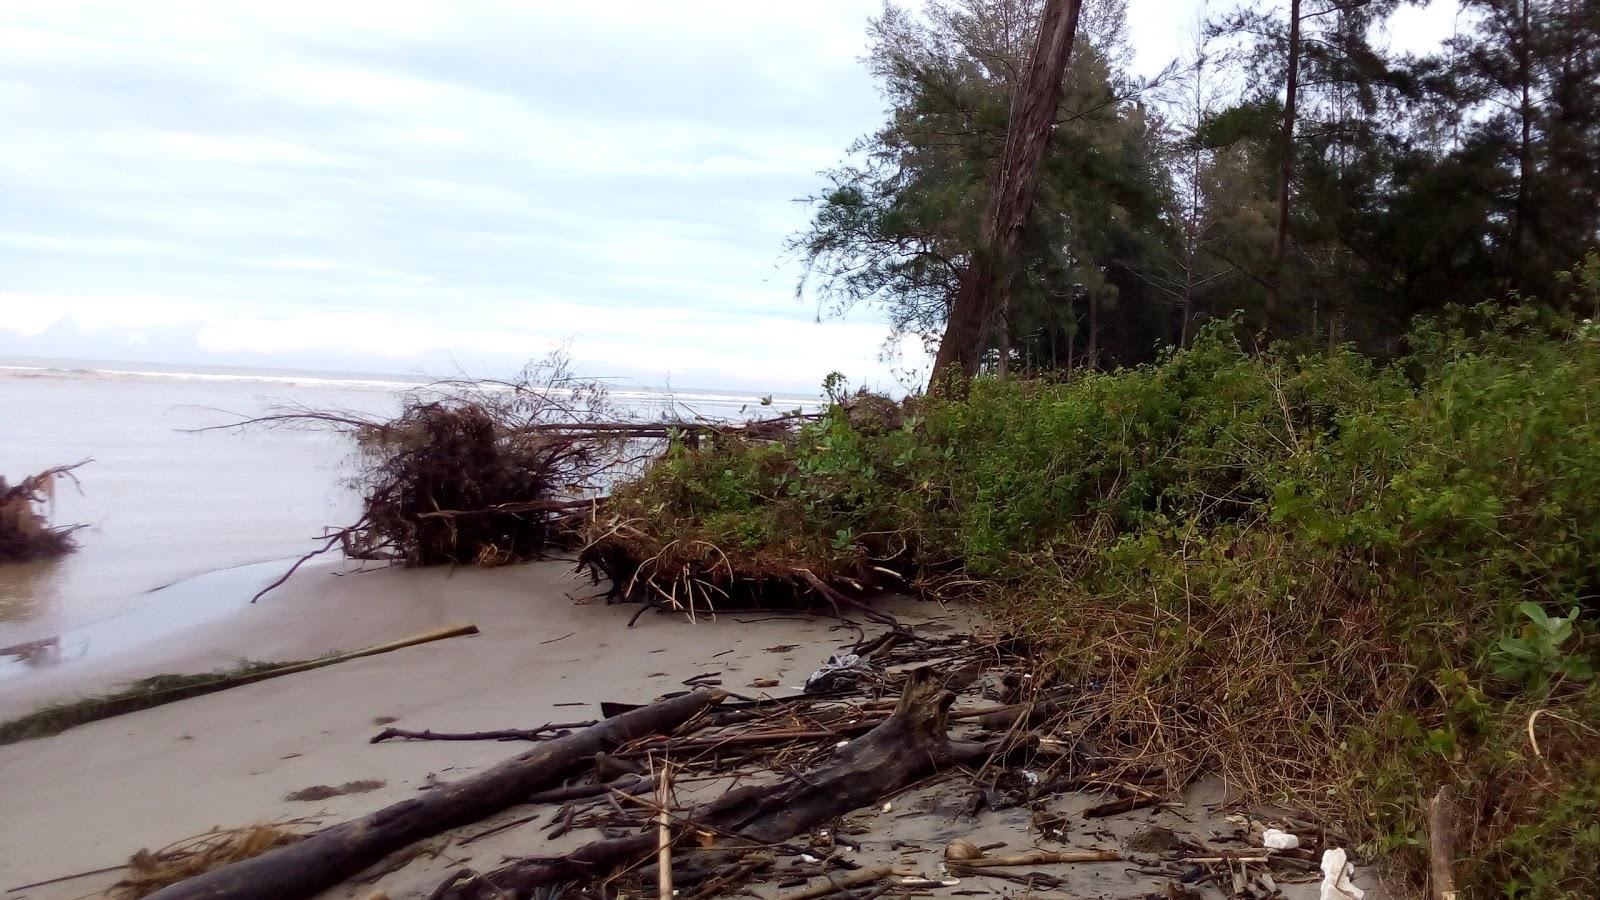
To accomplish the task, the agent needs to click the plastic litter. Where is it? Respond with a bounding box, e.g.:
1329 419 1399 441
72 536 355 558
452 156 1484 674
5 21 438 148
1262 828 1301 850
1319 848 1365 900
805 653 867 692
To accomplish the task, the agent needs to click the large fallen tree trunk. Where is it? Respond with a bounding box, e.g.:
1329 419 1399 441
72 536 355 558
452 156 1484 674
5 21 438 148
447 666 996 898
144 689 724 900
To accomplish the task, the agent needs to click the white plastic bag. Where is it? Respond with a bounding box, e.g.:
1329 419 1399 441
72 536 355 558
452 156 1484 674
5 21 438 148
1319 848 1364 900
1262 828 1300 850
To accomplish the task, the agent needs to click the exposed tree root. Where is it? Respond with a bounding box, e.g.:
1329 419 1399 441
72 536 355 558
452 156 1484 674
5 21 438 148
0 460 88 563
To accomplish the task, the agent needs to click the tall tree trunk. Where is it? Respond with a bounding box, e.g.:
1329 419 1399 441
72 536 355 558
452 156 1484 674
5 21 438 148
928 0 1084 389
1181 264 1195 348
1065 310 1076 370
997 297 1011 379
1264 0 1302 338
1086 292 1099 369
1181 139 1200 349
1511 0 1534 291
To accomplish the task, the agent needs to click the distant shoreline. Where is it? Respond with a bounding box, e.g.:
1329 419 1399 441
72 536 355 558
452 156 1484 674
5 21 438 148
0 356 824 408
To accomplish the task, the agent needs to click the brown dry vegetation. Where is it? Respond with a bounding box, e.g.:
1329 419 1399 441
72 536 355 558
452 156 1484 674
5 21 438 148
0 462 86 564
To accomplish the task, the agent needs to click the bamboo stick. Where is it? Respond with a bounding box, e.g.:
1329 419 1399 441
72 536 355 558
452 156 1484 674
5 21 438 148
949 849 1120 868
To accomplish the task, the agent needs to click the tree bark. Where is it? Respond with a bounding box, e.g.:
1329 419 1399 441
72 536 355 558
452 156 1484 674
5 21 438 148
450 668 993 898
1511 0 1534 291
1264 0 1302 338
1086 291 1099 369
144 690 724 900
1427 785 1460 900
928 0 1085 388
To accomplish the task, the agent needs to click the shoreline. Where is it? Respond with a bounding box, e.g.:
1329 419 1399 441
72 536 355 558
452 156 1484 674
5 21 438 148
0 557 323 695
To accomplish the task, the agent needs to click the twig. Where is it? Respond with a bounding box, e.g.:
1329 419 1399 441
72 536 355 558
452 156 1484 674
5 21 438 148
1083 794 1160 817
371 720 594 744
527 775 656 805
427 869 472 900
686 855 773 900
776 865 894 900
547 805 578 840
949 849 1120 868
459 813 540 846
5 862 127 893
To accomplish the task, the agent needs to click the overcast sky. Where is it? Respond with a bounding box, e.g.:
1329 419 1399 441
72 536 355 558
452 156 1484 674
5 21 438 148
0 0 1458 393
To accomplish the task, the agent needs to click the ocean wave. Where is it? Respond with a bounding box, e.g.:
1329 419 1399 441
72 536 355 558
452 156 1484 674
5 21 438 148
0 363 427 392
0 363 821 408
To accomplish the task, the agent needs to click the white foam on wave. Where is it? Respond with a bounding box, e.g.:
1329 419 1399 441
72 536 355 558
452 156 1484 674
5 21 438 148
0 363 428 392
0 362 822 409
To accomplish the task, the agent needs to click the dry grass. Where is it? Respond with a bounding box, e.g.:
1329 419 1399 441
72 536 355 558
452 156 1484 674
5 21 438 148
996 531 1406 802
110 822 313 899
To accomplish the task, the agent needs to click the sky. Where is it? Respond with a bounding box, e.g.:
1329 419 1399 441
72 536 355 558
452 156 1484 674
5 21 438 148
0 0 1460 393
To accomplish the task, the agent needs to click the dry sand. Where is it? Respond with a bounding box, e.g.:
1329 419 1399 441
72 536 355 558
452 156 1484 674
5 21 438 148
0 561 1391 900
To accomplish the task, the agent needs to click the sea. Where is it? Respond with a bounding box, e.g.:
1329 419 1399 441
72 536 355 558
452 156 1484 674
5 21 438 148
0 357 818 677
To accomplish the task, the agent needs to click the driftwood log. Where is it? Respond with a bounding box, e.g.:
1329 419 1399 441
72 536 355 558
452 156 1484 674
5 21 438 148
144 690 724 900
446 666 994 898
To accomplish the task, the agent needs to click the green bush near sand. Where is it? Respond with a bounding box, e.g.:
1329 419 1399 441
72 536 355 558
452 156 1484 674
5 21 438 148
602 303 1600 896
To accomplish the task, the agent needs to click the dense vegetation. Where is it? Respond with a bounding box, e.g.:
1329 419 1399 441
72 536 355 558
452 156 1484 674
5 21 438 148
599 292 1600 896
794 0 1600 373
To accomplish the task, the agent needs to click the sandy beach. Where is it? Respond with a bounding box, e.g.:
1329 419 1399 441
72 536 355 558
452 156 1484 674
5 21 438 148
0 560 956 897
0 560 1389 900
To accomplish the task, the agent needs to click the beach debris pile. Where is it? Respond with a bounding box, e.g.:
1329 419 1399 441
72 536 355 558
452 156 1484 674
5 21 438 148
128 622 1365 900
215 355 827 602
0 461 87 564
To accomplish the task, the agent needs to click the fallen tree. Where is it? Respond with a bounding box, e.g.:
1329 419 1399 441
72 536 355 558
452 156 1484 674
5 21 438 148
142 689 723 900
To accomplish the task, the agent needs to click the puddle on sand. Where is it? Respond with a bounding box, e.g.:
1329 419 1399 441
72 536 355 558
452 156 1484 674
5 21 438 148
0 559 297 681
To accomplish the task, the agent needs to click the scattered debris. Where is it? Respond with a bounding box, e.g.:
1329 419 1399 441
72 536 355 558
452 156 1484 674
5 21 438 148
115 623 1360 900
804 653 868 693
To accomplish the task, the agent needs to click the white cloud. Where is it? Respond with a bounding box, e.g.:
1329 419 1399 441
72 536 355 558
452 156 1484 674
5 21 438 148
0 0 1455 391
0 288 924 391
0 0 908 391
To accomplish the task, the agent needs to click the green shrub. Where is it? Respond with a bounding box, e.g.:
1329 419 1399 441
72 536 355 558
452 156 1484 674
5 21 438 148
602 306 1600 895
